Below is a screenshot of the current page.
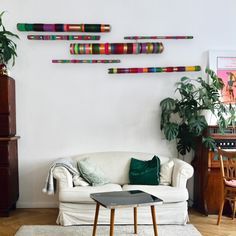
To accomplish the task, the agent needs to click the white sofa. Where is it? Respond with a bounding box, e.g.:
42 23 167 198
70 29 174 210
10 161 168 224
52 152 193 226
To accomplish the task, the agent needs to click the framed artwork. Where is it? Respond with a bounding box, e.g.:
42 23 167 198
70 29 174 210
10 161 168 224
209 50 236 104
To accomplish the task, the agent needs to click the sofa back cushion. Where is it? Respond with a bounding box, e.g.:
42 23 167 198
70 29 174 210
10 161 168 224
72 152 170 185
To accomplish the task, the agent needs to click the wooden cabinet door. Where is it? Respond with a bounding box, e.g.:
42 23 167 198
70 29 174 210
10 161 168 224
0 139 19 216
0 76 16 136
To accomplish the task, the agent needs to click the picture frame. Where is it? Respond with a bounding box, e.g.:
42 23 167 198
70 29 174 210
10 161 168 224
209 50 236 104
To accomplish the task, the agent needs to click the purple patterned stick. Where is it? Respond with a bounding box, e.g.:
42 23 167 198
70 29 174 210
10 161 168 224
27 35 100 40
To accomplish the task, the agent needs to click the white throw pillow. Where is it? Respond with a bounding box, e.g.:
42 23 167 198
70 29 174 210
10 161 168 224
160 160 174 186
77 158 110 186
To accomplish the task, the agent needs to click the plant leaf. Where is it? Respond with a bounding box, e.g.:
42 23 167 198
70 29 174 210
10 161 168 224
177 139 192 155
163 122 179 141
160 97 176 111
0 11 19 66
180 76 190 82
0 11 5 26
2 30 19 38
202 136 216 150
189 115 208 136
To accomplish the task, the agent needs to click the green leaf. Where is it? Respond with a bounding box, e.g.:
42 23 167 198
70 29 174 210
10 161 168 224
0 11 5 18
176 123 196 155
163 123 179 141
180 76 190 82
177 139 192 155
0 11 19 66
218 115 228 132
227 104 236 127
160 97 176 111
205 68 215 76
0 11 5 26
202 136 216 150
3 31 19 38
189 115 208 136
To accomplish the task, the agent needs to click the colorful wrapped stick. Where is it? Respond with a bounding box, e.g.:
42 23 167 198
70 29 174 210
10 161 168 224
27 35 100 40
108 66 201 74
52 59 120 63
70 42 164 55
17 23 110 32
124 36 194 40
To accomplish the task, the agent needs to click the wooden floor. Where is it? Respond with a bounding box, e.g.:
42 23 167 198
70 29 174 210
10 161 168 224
188 209 236 236
0 208 236 236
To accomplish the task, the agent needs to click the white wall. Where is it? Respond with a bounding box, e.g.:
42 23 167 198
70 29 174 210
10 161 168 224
1 0 236 207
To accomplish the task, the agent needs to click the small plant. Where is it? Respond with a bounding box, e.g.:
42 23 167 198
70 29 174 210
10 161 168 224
160 68 234 155
0 11 19 67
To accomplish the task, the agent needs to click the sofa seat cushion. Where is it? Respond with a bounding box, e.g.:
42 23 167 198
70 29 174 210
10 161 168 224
122 184 188 203
59 184 122 203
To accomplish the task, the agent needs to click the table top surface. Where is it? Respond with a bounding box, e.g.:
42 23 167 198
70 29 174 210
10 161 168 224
90 190 163 209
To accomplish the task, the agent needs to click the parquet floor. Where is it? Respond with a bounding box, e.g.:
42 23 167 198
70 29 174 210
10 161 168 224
0 209 57 236
189 209 236 236
0 208 236 236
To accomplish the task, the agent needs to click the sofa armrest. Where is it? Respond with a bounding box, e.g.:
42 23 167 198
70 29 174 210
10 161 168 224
172 159 194 188
53 167 73 189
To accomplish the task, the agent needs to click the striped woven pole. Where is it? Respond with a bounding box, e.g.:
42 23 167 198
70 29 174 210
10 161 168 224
124 36 194 40
27 35 100 40
108 66 201 74
17 23 110 32
70 42 164 55
52 59 121 63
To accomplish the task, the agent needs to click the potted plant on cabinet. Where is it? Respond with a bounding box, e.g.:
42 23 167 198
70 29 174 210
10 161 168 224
0 11 19 75
0 10 19 136
160 68 234 156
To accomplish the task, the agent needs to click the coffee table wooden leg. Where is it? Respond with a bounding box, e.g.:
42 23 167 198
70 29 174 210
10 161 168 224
151 205 158 236
110 209 115 236
92 203 100 236
134 207 137 234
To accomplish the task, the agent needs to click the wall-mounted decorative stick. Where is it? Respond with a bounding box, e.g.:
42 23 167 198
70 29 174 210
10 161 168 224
108 66 201 74
52 59 121 63
124 36 194 40
27 35 100 40
17 23 110 32
70 42 164 55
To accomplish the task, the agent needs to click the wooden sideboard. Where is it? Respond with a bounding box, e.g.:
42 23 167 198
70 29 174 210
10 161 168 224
193 126 236 215
0 136 19 216
0 75 19 217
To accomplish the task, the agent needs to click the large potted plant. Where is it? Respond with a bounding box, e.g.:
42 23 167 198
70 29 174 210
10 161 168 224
0 11 19 75
160 68 234 155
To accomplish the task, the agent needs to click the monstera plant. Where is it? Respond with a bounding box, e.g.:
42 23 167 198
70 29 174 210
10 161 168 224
0 11 19 73
160 68 234 155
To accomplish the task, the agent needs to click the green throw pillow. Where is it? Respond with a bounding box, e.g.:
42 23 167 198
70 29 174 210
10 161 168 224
129 155 161 185
77 158 110 186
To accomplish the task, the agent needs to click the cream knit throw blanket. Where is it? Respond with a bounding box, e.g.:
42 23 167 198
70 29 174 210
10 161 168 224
42 158 80 195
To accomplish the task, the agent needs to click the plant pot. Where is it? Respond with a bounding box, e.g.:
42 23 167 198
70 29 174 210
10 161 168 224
0 64 8 76
201 109 217 126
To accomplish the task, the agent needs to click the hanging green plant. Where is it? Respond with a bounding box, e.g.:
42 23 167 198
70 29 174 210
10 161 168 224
0 11 19 68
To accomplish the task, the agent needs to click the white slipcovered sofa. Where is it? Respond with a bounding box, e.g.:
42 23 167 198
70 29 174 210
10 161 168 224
52 152 193 226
